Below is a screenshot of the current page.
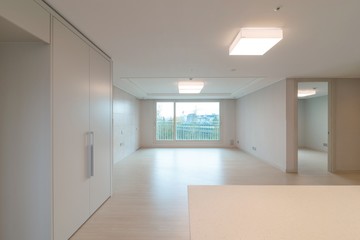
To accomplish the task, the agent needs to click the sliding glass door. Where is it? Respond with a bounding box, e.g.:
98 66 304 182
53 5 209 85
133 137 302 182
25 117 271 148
156 101 220 141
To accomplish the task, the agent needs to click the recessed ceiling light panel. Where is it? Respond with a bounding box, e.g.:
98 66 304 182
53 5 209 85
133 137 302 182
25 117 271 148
178 81 204 94
229 28 283 55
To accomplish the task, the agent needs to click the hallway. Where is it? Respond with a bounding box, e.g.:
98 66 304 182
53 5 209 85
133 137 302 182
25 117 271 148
71 148 360 240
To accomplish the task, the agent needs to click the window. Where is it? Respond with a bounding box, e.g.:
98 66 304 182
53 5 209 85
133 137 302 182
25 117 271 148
156 102 220 141
156 102 174 140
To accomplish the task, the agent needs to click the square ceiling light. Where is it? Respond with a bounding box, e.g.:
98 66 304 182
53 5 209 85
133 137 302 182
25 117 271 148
178 81 204 94
229 28 283 55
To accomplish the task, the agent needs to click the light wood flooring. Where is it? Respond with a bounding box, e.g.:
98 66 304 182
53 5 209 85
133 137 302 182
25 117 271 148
71 148 360 240
298 148 328 175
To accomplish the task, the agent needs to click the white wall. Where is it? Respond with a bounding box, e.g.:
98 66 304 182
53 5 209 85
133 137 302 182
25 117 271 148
0 0 51 43
140 100 236 148
298 96 328 152
236 80 287 171
113 87 140 163
298 100 305 147
0 43 51 240
334 79 360 171
140 100 154 147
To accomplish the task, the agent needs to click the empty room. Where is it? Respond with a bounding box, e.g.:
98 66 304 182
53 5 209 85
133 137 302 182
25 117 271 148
1 0 360 240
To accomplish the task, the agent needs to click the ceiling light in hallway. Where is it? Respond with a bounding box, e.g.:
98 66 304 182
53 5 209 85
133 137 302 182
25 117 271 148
298 89 317 98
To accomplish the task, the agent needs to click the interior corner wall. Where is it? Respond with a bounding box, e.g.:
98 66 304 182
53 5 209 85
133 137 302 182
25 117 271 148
298 96 328 152
113 87 140 163
139 100 155 148
235 80 287 171
139 100 236 148
334 79 360 171
0 43 51 240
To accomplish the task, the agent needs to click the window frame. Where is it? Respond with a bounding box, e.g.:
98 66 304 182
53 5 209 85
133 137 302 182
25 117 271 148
155 100 222 143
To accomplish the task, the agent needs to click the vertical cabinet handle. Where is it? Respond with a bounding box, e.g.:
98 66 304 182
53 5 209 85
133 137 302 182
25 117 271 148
90 131 94 177
87 131 95 177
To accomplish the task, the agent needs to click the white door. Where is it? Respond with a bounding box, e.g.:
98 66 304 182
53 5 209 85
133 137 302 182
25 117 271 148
89 48 112 213
53 18 90 240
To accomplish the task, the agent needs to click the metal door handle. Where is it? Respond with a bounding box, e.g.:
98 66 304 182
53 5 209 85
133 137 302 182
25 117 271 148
87 131 94 177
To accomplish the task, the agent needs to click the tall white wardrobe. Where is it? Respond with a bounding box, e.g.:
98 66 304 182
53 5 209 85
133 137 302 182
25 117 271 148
0 1 112 240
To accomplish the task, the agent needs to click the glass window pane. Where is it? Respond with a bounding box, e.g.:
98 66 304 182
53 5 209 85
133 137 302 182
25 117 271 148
156 102 174 140
175 102 220 140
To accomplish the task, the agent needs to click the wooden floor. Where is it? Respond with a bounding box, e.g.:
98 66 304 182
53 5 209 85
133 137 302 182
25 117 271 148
298 148 328 175
71 148 360 240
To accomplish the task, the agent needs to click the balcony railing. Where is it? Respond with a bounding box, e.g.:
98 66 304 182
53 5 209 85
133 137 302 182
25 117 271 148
156 121 220 141
156 121 173 140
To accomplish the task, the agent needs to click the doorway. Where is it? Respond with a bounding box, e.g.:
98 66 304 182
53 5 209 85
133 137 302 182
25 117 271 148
297 81 330 174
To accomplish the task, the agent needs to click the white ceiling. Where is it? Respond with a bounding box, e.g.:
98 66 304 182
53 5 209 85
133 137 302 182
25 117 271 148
43 0 360 99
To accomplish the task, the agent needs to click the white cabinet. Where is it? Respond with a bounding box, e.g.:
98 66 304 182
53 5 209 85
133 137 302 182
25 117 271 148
52 18 92 240
89 48 112 214
0 8 112 240
52 18 112 240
